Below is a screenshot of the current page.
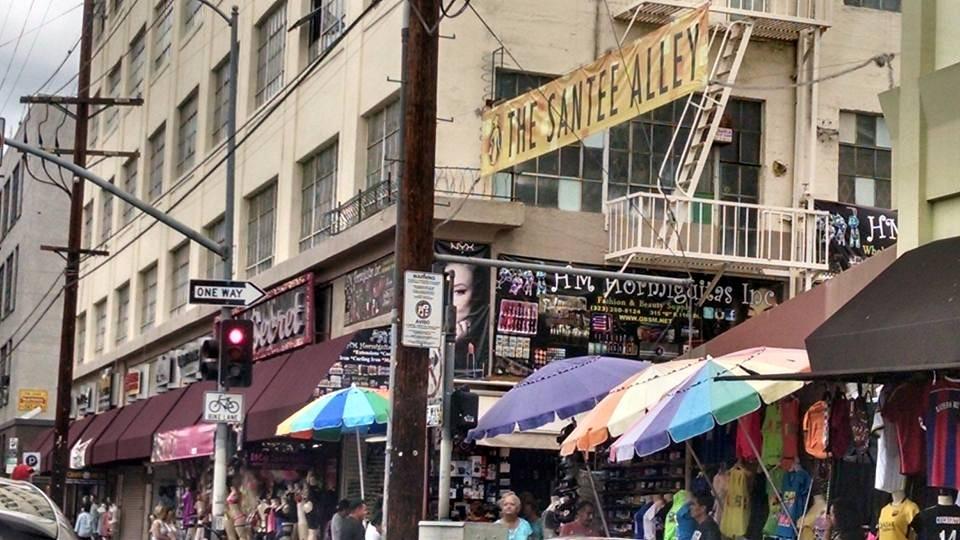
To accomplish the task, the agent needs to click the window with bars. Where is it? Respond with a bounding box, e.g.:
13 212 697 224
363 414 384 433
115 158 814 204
148 124 166 200
211 58 230 144
300 142 338 251
843 0 900 11
77 313 86 364
93 0 106 42
838 111 892 208
3 162 23 234
169 243 190 315
83 202 94 248
246 183 276 275
255 3 287 106
94 299 107 353
128 28 146 96
308 0 344 60
494 69 555 102
184 0 202 31
2 248 16 318
115 283 129 343
513 134 605 212
365 99 401 188
139 264 158 332
100 186 113 244
122 157 138 224
205 217 225 278
89 92 101 148
105 62 122 133
177 91 199 176
153 0 173 71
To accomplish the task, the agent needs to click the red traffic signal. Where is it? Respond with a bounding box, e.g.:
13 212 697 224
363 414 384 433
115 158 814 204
219 319 254 387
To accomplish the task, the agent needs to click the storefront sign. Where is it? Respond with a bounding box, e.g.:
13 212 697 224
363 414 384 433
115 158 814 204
344 256 395 326
97 369 113 412
124 369 144 402
318 327 391 393
814 199 898 272
245 440 329 470
70 439 92 470
480 6 708 175
235 274 315 360
154 354 175 392
176 339 205 384
17 389 47 412
152 424 216 462
492 255 783 377
434 241 491 379
65 470 105 485
76 385 94 416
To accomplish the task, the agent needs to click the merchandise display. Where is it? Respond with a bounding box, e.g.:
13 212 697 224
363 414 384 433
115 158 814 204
912 492 960 540
877 494 920 540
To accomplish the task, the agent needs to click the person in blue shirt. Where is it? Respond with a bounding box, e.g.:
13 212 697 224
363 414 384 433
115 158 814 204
676 499 697 540
496 492 534 540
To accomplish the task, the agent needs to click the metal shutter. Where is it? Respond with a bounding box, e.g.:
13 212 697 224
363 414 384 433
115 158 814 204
117 468 146 540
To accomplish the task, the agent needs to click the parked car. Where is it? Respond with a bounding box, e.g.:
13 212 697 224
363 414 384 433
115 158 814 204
0 478 76 539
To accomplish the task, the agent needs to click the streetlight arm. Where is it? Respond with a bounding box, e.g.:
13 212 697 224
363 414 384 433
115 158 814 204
196 0 231 25
3 137 225 257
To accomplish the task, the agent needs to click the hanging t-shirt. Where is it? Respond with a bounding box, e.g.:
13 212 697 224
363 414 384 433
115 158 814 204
911 504 960 540
712 470 728 525
737 409 764 461
803 401 830 459
925 379 960 490
643 502 664 540
721 465 751 538
635 502 653 540
829 398 852 458
873 386 907 494
781 397 801 469
677 502 696 540
656 502 671 540
878 500 920 540
777 467 812 540
850 396 871 453
882 382 926 475
763 467 786 537
665 491 687 540
762 403 783 467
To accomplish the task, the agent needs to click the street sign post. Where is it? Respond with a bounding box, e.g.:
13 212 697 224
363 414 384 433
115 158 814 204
401 271 444 349
189 279 265 307
23 452 40 471
202 392 244 424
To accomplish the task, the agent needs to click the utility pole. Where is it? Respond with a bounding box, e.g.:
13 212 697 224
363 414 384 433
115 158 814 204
384 0 440 537
50 0 94 507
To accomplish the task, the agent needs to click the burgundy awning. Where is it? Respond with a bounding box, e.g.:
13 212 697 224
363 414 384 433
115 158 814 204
71 407 121 468
245 333 355 442
91 399 148 465
115 387 187 461
40 415 95 473
152 424 216 463
154 381 216 436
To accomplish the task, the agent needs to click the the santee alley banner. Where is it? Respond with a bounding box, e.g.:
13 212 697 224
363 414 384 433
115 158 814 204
480 6 708 176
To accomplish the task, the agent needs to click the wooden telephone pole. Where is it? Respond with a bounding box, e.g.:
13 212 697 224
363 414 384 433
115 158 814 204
384 0 440 537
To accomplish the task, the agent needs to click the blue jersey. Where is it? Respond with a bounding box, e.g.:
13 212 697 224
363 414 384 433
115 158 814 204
677 502 696 540
776 468 812 539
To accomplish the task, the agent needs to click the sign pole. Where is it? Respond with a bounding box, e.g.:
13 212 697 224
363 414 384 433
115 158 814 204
437 271 456 519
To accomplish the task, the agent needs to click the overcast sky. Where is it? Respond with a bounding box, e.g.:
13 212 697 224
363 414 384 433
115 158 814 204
0 1 82 138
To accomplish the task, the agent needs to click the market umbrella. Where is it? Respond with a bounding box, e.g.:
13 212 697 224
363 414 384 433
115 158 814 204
466 356 650 442
559 358 702 456
610 348 808 462
275 385 390 498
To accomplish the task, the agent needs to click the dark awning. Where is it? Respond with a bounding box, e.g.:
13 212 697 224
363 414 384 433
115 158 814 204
154 381 215 436
91 399 148 465
245 333 355 442
691 247 895 358
40 415 95 473
115 387 187 461
806 236 960 376
72 407 121 468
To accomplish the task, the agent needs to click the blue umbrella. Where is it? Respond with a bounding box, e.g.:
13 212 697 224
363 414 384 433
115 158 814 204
467 356 650 441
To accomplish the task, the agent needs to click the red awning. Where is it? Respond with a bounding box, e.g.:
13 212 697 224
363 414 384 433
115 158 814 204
152 423 216 463
244 333 355 442
116 387 187 461
71 408 121 468
154 381 216 436
29 428 53 453
41 415 95 473
91 399 148 465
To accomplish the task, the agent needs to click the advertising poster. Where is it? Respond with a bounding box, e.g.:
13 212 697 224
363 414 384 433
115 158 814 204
434 241 491 379
492 255 783 377
344 256 395 326
814 200 898 272
317 326 392 393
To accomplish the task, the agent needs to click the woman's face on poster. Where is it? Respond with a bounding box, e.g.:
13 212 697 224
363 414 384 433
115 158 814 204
448 263 475 337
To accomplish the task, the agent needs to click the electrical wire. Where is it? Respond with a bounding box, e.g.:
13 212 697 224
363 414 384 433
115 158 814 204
712 53 895 90
0 0 38 100
0 3 83 49
33 36 82 97
0 0 54 115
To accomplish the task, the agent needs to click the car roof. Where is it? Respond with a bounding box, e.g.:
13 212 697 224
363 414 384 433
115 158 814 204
0 478 62 538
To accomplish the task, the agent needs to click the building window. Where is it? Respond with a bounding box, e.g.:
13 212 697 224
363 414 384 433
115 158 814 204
2 248 16 317
115 283 129 343
843 0 900 11
170 243 190 315
0 342 10 407
300 143 338 251
211 58 230 144
83 202 94 248
105 62 122 132
89 92 100 148
184 0 202 31
139 263 158 332
94 299 107 353
205 217 225 278
122 157 138 224
255 3 287 106
246 183 276 275
76 313 86 364
308 0 344 60
3 163 23 234
494 69 554 102
839 111 892 208
513 135 605 213
177 91 199 176
365 99 401 188
148 124 166 200
100 187 113 244
128 28 146 96
153 0 173 71
93 0 106 42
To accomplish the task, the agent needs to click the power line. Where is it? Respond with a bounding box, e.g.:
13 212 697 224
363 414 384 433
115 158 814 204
712 53 895 90
0 3 83 49
0 0 38 100
33 36 82 97
0 0 54 114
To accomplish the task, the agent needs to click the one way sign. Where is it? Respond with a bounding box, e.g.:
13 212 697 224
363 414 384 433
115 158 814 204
189 279 266 307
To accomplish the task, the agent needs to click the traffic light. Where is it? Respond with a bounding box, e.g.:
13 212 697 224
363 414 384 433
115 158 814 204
199 336 220 382
450 387 478 435
220 319 254 388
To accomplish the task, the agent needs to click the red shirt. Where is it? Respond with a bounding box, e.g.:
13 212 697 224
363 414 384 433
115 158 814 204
736 409 763 461
559 521 597 536
882 382 926 475
924 379 960 489
780 397 800 469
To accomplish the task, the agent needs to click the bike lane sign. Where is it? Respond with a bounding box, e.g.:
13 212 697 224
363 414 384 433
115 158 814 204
203 392 244 424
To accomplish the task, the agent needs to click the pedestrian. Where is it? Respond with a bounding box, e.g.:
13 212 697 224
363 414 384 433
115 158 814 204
338 499 367 540
364 512 382 540
325 499 350 540
559 501 598 537
689 493 721 540
98 503 112 540
150 505 175 540
10 463 34 481
89 496 101 540
520 493 544 540
496 492 534 540
75 502 94 540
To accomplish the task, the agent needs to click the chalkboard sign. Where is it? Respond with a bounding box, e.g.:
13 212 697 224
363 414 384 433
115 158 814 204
317 326 392 392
